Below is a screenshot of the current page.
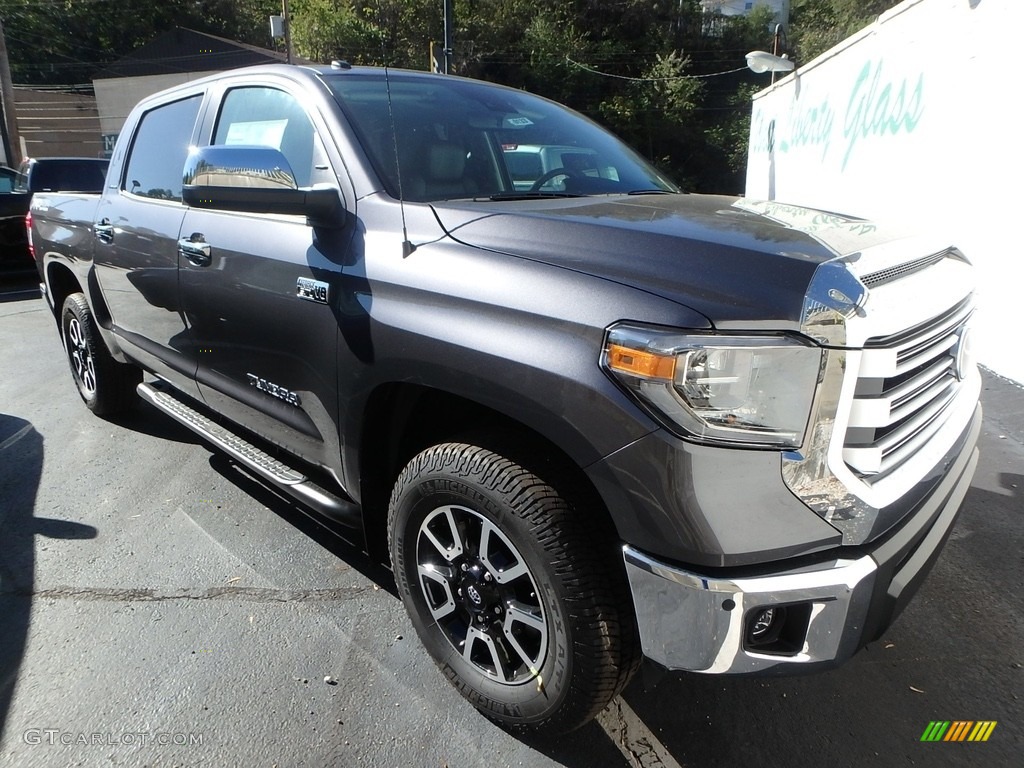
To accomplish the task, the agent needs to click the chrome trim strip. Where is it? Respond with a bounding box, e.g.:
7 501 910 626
894 335 958 376
848 359 952 428
781 341 868 528
844 385 958 475
865 297 972 352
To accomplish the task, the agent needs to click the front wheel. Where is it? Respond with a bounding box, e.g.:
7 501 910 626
61 293 140 415
388 443 638 734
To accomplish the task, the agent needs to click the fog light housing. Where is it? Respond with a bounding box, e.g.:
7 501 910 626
744 603 812 656
751 607 777 638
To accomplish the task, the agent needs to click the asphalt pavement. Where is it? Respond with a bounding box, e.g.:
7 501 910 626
1 272 1021 767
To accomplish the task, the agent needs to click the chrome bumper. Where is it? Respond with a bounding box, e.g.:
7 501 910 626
624 404 981 674
624 547 876 673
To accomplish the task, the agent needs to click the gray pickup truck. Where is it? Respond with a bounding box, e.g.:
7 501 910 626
30 64 981 734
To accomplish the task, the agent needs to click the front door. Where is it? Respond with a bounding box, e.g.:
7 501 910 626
178 85 350 469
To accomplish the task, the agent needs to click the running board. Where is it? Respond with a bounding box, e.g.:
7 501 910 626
138 381 361 527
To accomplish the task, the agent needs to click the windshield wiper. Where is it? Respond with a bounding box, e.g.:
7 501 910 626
626 189 678 195
486 191 584 201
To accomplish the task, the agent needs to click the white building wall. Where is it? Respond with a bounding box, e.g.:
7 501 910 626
745 0 1024 384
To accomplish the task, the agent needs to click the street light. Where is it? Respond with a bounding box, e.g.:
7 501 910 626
747 23 795 83
745 51 795 75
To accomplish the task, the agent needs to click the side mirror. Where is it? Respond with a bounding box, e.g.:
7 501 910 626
182 145 344 227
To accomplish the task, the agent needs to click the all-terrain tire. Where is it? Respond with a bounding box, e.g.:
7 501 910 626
61 293 140 416
388 442 639 735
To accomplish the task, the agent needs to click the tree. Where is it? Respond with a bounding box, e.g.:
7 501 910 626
288 0 375 64
0 0 904 193
0 1 278 84
790 0 899 63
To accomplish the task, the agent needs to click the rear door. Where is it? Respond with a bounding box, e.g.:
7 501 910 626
93 92 204 396
178 83 352 469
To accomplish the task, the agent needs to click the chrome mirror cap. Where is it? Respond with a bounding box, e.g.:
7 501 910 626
182 145 298 191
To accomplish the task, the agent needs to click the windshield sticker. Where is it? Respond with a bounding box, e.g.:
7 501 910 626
504 116 533 127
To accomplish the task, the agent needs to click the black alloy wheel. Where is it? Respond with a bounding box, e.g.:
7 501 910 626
416 502 548 685
61 293 140 415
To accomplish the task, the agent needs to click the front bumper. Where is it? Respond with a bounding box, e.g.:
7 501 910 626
624 403 981 674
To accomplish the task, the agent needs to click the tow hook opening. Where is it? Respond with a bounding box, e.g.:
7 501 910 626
743 602 813 656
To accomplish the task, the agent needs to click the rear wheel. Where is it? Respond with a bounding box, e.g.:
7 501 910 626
388 442 638 734
61 293 139 415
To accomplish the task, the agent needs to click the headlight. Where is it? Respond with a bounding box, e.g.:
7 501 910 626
602 324 823 448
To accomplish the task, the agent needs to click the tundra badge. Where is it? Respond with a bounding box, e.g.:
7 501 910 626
296 277 329 304
247 374 301 407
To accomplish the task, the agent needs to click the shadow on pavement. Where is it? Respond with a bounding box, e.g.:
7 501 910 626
514 716 638 768
106 398 207 446
207 451 399 598
0 414 98 741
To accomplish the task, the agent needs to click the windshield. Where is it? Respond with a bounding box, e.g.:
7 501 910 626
324 72 677 202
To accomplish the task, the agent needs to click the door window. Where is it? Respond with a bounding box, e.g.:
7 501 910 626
214 87 330 188
122 95 202 201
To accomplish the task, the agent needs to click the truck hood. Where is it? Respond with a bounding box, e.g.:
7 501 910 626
430 194 907 328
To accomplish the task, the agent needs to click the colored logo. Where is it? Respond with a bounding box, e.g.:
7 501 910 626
920 721 997 742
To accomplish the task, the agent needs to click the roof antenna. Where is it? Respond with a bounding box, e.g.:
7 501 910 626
376 3 415 257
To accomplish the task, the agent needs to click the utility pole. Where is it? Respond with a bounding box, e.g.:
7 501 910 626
442 0 453 74
0 18 22 166
282 0 294 64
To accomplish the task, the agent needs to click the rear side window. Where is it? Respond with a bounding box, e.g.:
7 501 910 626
123 95 202 201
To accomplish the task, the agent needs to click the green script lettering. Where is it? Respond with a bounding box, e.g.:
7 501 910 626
843 60 924 169
789 98 834 160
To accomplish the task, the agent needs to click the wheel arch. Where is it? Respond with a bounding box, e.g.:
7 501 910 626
45 260 125 361
43 260 82 322
356 383 622 561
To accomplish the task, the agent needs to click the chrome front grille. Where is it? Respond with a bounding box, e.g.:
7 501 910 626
843 297 973 481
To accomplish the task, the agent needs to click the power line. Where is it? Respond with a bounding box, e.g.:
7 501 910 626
565 56 746 81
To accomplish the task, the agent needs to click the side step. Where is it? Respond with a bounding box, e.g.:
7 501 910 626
138 381 361 527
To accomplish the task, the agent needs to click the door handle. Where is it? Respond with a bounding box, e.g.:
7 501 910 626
93 218 114 244
178 234 211 267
